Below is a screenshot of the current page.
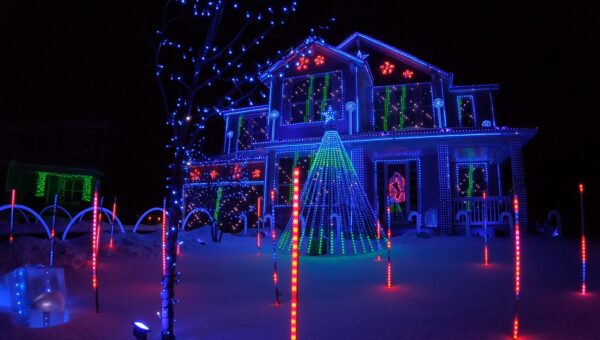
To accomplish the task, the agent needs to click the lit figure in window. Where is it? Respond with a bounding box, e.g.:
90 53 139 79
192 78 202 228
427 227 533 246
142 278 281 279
388 172 406 218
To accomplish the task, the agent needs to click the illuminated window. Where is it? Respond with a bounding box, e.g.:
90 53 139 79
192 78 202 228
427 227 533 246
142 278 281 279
455 163 488 197
457 95 476 127
373 83 435 131
237 113 268 151
275 154 312 204
281 71 343 125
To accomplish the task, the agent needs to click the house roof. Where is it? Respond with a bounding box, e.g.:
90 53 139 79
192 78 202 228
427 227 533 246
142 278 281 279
337 32 451 78
259 37 367 82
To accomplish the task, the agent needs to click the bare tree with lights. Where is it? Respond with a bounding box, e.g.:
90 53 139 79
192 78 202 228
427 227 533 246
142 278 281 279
152 1 322 338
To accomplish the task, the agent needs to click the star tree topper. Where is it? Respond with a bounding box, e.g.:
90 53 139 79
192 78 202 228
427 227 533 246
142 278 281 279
321 105 336 130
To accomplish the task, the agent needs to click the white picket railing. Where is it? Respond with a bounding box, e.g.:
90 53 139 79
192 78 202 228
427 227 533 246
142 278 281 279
453 196 512 225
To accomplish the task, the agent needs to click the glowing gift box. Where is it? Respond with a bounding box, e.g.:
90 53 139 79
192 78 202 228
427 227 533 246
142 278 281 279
0 266 69 328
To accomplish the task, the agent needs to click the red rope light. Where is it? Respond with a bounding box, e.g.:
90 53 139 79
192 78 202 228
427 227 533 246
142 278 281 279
579 183 586 294
513 195 520 339
291 167 300 340
483 192 488 267
162 198 167 277
258 196 262 253
9 189 15 243
514 196 520 299
110 200 117 248
92 190 99 290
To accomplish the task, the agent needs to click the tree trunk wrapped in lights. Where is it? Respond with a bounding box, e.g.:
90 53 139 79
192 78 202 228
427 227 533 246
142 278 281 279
153 1 330 337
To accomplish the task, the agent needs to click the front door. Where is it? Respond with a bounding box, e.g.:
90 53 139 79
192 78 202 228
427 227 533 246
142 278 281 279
376 161 419 226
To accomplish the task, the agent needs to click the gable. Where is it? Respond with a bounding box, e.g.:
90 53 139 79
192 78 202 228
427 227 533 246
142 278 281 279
337 32 450 80
260 39 366 81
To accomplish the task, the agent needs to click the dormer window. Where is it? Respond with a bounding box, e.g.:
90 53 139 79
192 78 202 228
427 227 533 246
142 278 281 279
281 70 344 125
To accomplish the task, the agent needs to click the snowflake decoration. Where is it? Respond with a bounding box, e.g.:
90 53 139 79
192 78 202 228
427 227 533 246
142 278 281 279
189 167 202 181
314 55 325 66
296 56 310 71
210 169 218 180
379 61 395 75
232 164 242 180
252 169 262 179
402 69 414 79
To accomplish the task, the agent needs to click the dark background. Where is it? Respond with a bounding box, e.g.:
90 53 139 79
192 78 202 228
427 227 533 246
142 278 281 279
1 1 597 236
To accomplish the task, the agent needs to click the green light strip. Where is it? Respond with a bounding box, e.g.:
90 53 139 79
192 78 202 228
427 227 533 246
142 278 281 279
214 187 223 222
237 115 244 140
34 171 94 202
383 86 390 131
399 85 406 129
467 164 474 210
320 74 330 114
304 76 314 122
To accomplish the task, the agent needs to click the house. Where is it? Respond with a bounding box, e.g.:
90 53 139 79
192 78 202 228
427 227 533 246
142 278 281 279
2 121 108 211
184 33 536 237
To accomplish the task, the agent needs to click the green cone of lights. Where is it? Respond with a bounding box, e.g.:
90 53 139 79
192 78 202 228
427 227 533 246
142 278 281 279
278 130 385 256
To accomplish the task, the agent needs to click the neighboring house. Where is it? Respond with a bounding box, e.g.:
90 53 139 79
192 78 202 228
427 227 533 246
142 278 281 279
2 121 108 211
184 33 536 235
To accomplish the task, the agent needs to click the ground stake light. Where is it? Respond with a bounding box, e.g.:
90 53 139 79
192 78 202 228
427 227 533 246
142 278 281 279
271 189 280 306
387 206 392 288
291 167 300 340
483 192 488 267
257 196 262 254
9 189 15 244
579 183 586 294
92 188 100 313
110 197 117 249
162 198 167 277
513 195 521 339
50 193 58 267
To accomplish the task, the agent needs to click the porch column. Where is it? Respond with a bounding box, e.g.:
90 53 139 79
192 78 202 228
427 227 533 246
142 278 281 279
351 148 365 189
510 143 528 230
437 145 453 235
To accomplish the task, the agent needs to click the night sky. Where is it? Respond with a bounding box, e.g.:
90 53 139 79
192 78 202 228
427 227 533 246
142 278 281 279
1 1 597 236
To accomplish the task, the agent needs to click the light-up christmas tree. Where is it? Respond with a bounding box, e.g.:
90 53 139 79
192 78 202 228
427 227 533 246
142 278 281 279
278 108 384 255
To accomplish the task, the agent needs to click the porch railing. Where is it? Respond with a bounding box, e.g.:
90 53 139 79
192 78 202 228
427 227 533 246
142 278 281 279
453 196 512 225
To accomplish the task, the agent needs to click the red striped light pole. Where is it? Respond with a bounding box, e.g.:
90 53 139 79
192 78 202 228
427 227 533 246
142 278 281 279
50 193 58 267
376 220 382 262
387 206 392 288
291 167 300 340
92 188 100 313
513 195 521 339
483 192 489 267
271 189 280 306
9 189 15 244
257 196 263 254
162 198 167 277
109 197 117 249
579 183 586 294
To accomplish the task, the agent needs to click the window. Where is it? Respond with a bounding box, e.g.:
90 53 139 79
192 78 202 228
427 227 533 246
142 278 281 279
456 95 476 127
275 153 313 205
60 178 84 203
455 163 488 197
237 113 268 151
281 71 344 125
372 83 435 131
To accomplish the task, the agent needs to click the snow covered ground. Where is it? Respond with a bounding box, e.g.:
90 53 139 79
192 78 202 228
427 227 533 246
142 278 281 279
1 226 599 339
